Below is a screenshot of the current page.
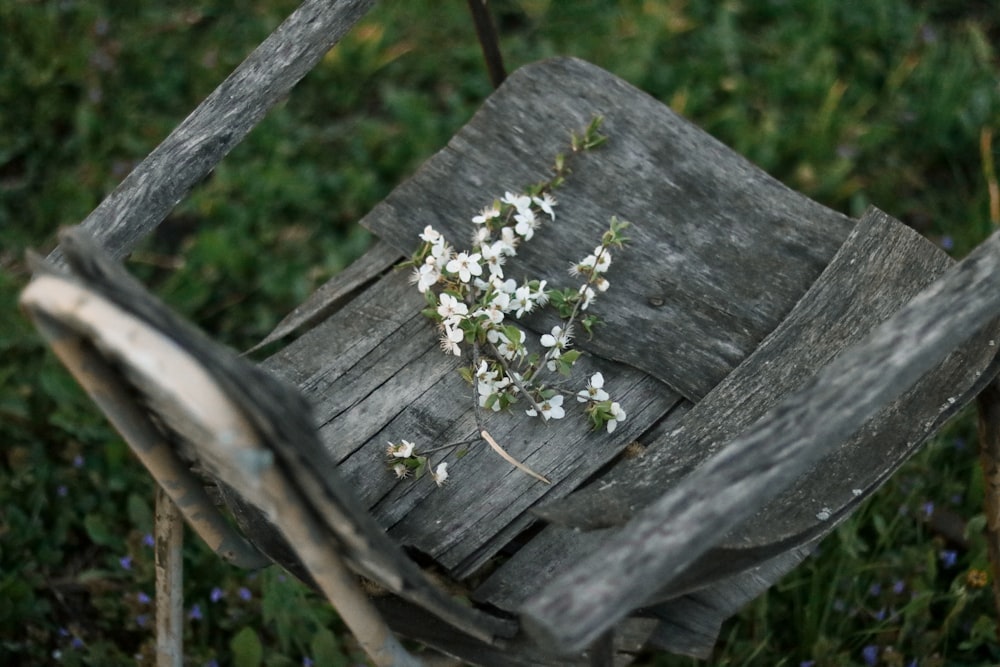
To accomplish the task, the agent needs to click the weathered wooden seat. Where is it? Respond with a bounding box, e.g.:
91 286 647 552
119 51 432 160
20 33 1000 667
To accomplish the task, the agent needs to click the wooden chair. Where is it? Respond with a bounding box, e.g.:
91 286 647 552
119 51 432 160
19 3 1000 665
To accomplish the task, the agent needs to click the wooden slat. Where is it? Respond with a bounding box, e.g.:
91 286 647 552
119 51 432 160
362 56 853 401
48 0 374 264
520 209 1000 599
520 212 1000 653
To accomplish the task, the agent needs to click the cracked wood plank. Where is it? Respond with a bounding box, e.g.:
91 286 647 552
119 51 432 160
477 209 998 618
265 266 680 575
520 211 1000 653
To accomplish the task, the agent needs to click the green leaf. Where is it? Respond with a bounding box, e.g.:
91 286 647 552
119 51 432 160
310 628 347 667
230 627 263 667
126 493 152 531
83 513 118 548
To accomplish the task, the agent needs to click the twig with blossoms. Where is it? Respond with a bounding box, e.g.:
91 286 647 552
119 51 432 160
390 116 631 485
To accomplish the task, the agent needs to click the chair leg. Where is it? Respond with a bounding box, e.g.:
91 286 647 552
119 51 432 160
155 486 184 667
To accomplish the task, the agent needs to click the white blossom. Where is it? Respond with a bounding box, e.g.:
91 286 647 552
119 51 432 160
387 439 415 458
514 208 539 240
436 292 468 325
540 324 572 352
579 284 596 310
419 225 441 244
526 394 565 421
446 251 483 283
472 205 500 225
431 462 449 487
480 240 506 277
533 193 557 219
393 463 410 479
502 191 532 214
498 227 519 256
606 402 627 433
577 372 610 403
440 323 464 356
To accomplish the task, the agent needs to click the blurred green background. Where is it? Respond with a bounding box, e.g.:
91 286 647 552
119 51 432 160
1 1 998 665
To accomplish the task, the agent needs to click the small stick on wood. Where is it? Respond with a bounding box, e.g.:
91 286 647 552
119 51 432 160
481 429 550 484
155 486 184 667
471 343 549 483
976 378 1000 639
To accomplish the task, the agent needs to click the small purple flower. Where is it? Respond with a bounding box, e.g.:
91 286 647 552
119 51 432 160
953 437 966 451
862 644 879 666
73 454 85 468
205 660 220 667
58 627 70 638
188 604 203 621
70 636 84 649
57 485 68 497
921 501 934 518
210 587 224 603
874 607 887 621
869 583 882 597
800 661 816 667
892 579 905 595
940 236 954 251
119 555 133 570
143 533 155 548
137 591 151 605
238 587 252 601
940 549 958 569
136 614 149 627
302 658 314 667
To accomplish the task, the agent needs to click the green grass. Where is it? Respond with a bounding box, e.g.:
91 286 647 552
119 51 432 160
1 0 998 665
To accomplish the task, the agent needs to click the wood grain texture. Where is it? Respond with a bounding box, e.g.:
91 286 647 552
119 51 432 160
264 266 682 577
520 213 1000 653
535 209 997 545
47 0 374 265
476 209 994 614
362 56 853 402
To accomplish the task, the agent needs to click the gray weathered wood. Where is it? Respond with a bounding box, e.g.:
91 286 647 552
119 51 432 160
363 56 853 402
48 0 374 264
47 228 516 645
520 215 1000 653
475 208 999 615
534 209 996 544
264 266 681 577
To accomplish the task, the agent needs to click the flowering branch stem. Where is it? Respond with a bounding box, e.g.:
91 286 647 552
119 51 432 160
472 341 549 483
485 341 546 417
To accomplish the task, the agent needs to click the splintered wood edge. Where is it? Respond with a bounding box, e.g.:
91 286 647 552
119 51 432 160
20 274 421 666
20 274 271 570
